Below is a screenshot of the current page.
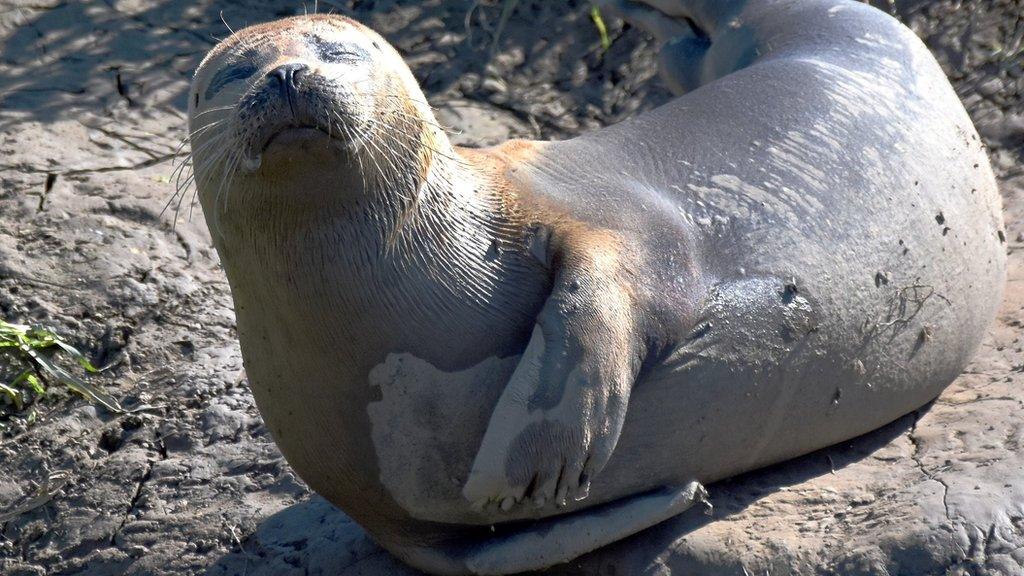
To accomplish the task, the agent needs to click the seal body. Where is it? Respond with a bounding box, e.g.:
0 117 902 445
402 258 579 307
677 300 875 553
499 0 1007 492
187 1 1005 574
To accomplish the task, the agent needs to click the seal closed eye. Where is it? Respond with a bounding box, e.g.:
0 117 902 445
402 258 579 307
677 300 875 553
187 2 1005 574
204 51 259 101
307 34 370 63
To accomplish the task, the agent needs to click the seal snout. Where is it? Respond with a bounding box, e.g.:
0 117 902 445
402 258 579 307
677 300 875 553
266 61 309 128
267 62 308 99
258 59 316 130
236 58 341 171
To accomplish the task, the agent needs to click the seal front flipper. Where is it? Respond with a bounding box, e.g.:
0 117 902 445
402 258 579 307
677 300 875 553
463 227 644 512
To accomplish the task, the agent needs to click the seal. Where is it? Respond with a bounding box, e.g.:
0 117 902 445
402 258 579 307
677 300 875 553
186 1 1006 574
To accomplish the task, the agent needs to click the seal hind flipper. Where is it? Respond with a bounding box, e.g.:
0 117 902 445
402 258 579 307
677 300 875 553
600 0 750 94
463 229 645 511
392 482 709 576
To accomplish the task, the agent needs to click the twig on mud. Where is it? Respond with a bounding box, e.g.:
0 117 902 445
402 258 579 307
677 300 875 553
226 520 260 576
465 2 617 57
0 470 71 524
227 523 253 555
489 0 519 57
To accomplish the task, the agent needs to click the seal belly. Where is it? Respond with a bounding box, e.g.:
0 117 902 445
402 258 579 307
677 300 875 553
226 244 544 529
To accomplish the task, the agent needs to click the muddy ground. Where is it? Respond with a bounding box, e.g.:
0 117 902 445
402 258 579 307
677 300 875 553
0 0 1021 574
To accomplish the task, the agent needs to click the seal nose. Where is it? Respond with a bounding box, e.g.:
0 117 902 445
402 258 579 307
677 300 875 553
267 62 308 92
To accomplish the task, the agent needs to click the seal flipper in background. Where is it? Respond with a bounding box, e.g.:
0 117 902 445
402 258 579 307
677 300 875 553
463 225 646 512
599 0 748 94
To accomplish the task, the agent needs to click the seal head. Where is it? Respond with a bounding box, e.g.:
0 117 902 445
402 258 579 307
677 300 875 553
188 14 445 228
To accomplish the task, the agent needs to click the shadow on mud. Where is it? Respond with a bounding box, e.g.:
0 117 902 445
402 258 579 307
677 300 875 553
0 0 662 134
206 495 420 576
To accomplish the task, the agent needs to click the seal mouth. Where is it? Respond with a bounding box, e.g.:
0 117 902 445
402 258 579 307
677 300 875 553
241 122 343 172
262 125 334 151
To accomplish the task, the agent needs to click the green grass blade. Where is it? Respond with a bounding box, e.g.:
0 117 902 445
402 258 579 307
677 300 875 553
0 381 24 410
19 345 123 414
12 370 45 395
591 5 611 52
8 322 103 372
2 319 121 413
49 339 101 372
